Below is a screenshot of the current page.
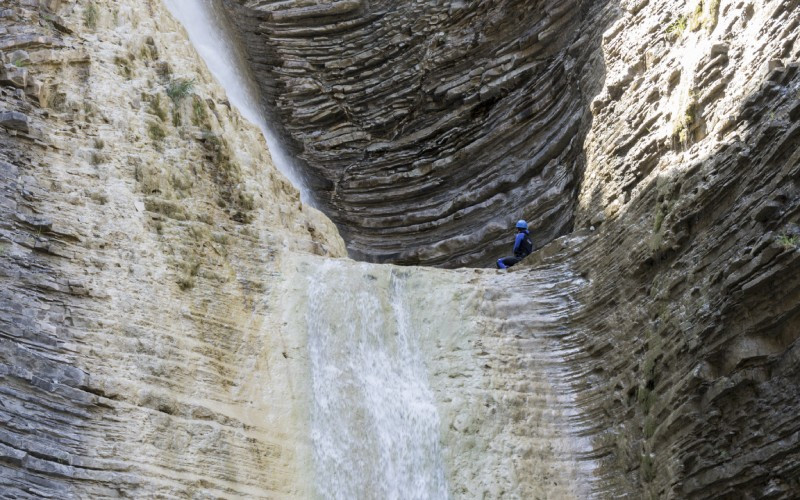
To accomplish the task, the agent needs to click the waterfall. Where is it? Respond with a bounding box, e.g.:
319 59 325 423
306 261 449 500
161 0 309 199
161 3 597 497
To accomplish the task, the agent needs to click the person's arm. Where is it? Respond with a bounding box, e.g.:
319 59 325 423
513 233 524 253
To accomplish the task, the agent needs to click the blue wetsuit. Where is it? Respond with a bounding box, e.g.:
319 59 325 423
497 230 533 269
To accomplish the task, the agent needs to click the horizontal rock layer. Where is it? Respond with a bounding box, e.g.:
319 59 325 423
521 0 800 496
3 0 800 498
220 0 614 267
0 0 344 497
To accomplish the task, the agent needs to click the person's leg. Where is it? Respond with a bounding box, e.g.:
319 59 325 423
497 257 520 269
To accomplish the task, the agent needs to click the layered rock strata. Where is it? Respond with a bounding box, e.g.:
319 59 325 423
517 0 800 496
0 0 345 497
220 0 615 267
3 0 800 498
0 1 597 498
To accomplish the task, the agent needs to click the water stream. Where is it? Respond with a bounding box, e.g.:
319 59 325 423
306 261 449 499
161 0 309 198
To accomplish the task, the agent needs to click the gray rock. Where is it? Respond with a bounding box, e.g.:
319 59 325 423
221 0 607 267
0 111 29 132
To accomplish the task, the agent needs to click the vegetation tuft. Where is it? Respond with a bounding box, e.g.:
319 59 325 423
114 56 133 79
191 95 210 128
166 78 195 103
148 94 167 122
147 122 166 142
666 15 687 39
777 233 800 250
641 453 655 483
672 93 698 146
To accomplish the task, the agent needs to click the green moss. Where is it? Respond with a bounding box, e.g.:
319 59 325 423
83 2 99 29
191 95 210 127
641 453 655 483
148 94 167 122
637 386 657 414
777 234 800 250
140 38 158 61
156 62 172 81
147 122 166 142
114 56 133 79
666 15 687 39
672 95 698 146
706 0 720 32
688 2 704 31
172 109 182 128
653 206 666 232
177 275 195 290
643 415 656 439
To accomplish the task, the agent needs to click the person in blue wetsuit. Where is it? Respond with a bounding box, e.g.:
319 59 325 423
496 220 533 269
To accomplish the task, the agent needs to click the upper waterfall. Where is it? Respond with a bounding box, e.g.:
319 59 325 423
162 0 309 199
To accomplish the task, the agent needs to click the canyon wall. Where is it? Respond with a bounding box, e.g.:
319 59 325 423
220 0 616 267
2 0 800 498
0 0 345 496
0 0 595 498
538 0 800 497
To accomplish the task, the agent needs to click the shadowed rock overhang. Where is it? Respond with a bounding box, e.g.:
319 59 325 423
220 0 614 267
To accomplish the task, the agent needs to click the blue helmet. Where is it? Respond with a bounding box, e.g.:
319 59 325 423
515 220 528 230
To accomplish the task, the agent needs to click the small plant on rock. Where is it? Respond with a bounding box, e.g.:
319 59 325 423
666 15 687 40
147 122 166 142
777 233 800 250
672 93 698 146
148 94 167 122
166 78 195 103
191 95 210 127
114 56 133 79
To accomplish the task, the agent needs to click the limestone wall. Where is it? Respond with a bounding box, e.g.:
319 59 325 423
0 0 343 496
543 0 800 496
3 0 800 498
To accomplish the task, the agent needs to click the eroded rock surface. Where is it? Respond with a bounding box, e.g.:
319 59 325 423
2 0 800 498
0 0 344 497
220 0 615 267
521 0 800 496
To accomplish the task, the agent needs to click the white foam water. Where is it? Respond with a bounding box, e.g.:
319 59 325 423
161 0 309 199
306 260 449 500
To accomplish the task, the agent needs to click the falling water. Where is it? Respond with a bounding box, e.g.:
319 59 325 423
306 260 449 499
161 0 309 198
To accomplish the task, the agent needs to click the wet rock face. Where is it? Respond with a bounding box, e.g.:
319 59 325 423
221 0 612 267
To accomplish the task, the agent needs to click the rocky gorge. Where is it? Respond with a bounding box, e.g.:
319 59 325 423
1 0 799 499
